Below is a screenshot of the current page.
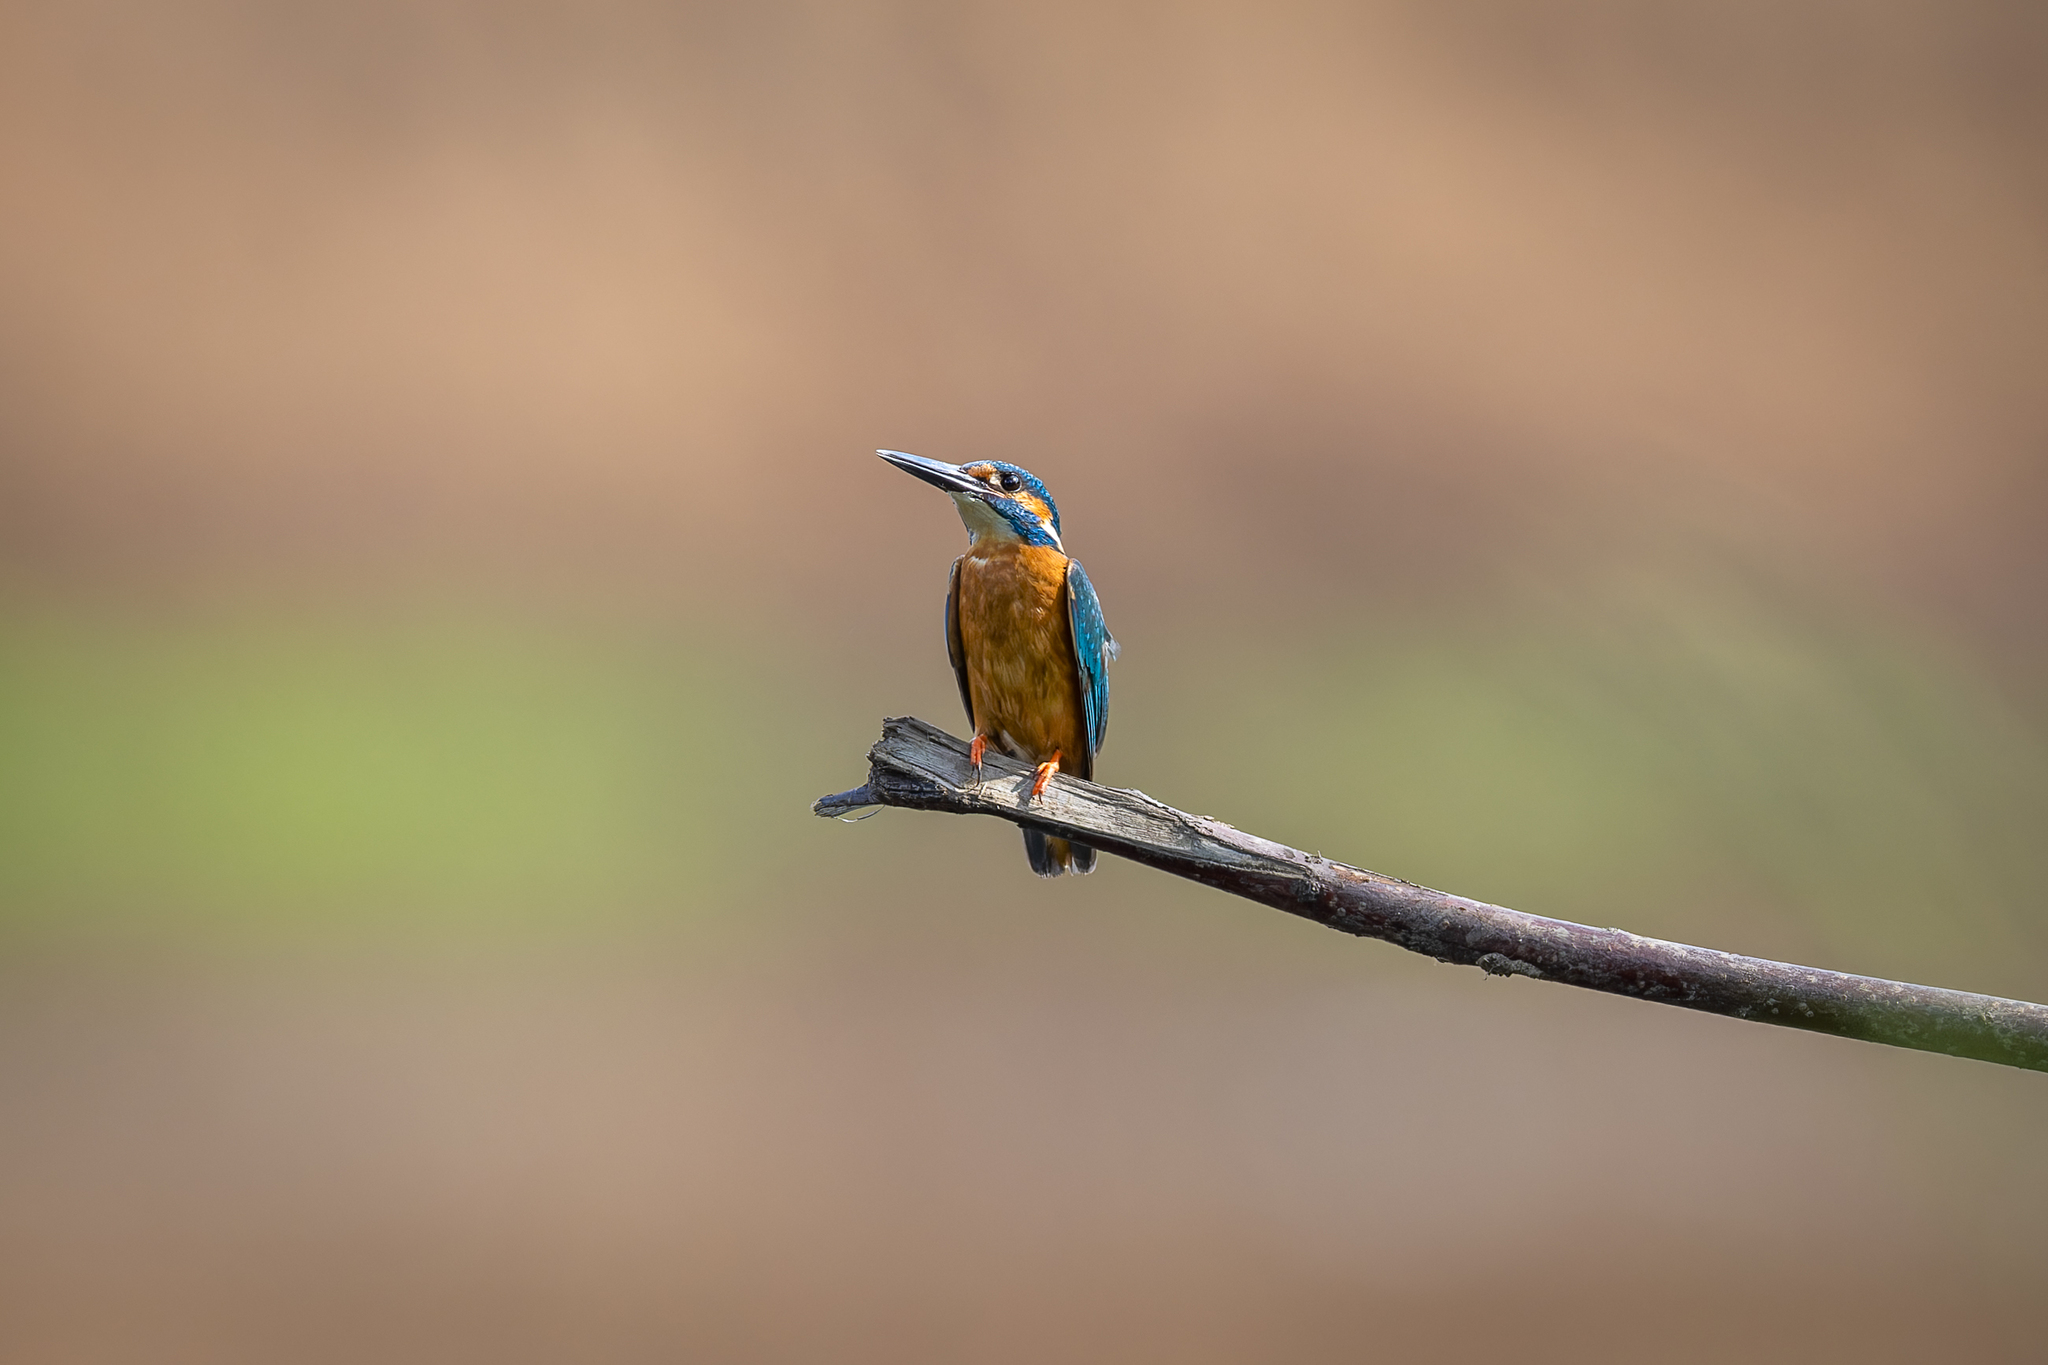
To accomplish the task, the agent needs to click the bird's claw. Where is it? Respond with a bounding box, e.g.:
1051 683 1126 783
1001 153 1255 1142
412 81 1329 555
968 732 987 788
1030 751 1061 801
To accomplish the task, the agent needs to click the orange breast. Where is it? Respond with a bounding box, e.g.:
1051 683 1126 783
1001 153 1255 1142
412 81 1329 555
957 543 1090 778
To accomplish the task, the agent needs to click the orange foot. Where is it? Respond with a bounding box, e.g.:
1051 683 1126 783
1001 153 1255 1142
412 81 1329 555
968 732 987 786
1030 751 1062 801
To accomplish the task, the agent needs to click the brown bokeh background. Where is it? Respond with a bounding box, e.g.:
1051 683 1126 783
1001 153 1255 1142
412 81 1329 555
2 2 2045 1360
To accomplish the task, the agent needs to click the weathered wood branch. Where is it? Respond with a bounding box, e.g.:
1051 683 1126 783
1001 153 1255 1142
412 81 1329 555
815 716 2048 1073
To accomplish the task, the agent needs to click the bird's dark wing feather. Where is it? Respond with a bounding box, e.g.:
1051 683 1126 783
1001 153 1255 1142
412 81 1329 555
946 557 974 730
1064 557 1115 759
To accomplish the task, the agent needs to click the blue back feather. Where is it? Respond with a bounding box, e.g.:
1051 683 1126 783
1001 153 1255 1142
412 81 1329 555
1065 558 1115 756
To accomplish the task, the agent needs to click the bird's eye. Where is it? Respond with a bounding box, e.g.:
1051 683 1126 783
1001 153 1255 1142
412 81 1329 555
998 471 1023 493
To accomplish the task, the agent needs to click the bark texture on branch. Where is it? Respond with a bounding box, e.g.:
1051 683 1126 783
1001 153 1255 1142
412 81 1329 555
814 717 2048 1073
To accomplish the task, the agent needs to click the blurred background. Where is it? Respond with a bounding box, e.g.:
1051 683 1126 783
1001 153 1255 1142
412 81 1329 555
2 1 2045 1359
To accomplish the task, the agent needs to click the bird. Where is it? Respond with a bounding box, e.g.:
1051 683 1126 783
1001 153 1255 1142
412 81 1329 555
878 449 1117 876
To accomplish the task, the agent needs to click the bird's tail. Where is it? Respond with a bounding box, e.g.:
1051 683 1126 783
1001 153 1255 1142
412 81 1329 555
1022 828 1097 877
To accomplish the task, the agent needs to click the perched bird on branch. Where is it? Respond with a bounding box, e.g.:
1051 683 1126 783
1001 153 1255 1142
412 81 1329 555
878 449 1118 876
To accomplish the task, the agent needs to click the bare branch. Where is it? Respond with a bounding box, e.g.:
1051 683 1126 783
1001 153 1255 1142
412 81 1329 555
814 717 2048 1073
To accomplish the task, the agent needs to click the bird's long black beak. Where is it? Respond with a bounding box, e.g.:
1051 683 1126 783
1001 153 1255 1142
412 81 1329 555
877 449 983 497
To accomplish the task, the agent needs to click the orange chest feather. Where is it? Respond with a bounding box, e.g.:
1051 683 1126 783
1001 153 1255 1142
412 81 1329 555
954 545 1087 769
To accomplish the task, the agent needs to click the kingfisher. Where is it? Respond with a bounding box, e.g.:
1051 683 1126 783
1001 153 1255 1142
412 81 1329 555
879 449 1118 877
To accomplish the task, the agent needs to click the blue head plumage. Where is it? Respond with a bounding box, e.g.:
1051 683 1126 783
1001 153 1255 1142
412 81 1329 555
975 461 1062 544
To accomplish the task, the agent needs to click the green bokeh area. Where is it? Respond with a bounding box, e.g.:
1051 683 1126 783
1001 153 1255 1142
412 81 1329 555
0 613 795 932
1 584 2043 998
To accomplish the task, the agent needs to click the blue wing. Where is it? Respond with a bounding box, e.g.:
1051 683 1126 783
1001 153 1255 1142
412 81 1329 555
945 557 974 730
1064 558 1116 762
